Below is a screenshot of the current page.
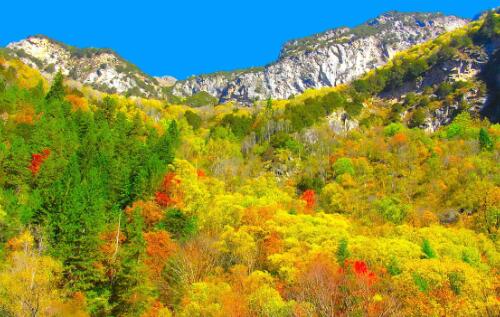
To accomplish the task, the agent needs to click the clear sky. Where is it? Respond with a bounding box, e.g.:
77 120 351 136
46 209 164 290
0 0 497 79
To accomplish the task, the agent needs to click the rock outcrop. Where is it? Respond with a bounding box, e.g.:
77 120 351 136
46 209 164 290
174 12 468 103
6 35 168 97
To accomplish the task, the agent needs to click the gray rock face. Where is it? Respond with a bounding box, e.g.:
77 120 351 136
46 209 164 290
6 35 166 97
174 12 468 103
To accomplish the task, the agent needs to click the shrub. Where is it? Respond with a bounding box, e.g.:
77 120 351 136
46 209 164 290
332 158 355 177
374 197 409 224
185 91 218 107
421 239 437 259
184 110 202 130
221 113 252 138
383 122 404 136
479 128 493 150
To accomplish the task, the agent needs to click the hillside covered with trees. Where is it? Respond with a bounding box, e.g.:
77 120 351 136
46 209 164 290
0 9 499 317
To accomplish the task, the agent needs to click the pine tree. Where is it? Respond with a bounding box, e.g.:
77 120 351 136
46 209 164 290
0 76 5 93
336 238 350 265
168 120 180 147
45 71 65 101
479 127 493 151
421 239 437 259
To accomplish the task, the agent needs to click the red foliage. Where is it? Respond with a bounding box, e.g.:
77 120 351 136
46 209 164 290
197 169 206 178
154 172 182 207
301 189 316 209
161 172 180 191
155 192 172 207
345 260 378 286
29 148 51 175
354 260 368 275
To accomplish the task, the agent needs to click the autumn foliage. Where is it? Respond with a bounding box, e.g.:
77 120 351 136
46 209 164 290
144 231 177 278
126 200 164 227
29 148 51 175
301 189 316 210
155 172 181 207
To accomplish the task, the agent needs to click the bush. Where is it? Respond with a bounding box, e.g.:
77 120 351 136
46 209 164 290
409 108 426 128
332 158 355 177
297 176 324 193
220 113 252 138
421 239 437 259
185 91 218 107
383 122 404 136
479 128 494 150
157 209 197 240
184 110 202 130
374 197 409 224
436 82 453 98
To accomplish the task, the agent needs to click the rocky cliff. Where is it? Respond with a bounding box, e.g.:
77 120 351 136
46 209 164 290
174 12 468 103
6 35 173 97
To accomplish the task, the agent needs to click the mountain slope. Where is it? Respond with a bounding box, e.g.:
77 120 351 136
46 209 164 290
6 35 173 97
173 12 468 103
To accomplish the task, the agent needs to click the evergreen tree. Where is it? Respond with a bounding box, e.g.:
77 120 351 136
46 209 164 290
475 11 495 43
336 238 350 265
45 71 65 101
168 119 180 147
421 239 437 259
479 127 494 151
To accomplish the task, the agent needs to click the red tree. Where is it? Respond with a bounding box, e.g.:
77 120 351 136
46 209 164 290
301 189 316 209
29 148 51 175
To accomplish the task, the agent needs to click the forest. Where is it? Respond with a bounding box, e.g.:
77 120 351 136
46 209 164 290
0 10 498 317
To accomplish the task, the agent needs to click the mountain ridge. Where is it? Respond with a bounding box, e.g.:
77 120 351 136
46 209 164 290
6 34 171 98
173 11 468 103
4 11 468 103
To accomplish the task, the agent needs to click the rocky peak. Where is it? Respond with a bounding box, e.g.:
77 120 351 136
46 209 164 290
6 35 165 97
173 12 468 104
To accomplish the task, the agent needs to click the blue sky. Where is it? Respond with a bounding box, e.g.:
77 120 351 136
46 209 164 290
0 1 497 79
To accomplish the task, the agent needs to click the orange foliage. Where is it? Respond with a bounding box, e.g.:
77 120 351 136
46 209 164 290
126 200 164 227
242 205 276 226
100 229 127 257
144 231 177 278
391 132 407 146
141 300 170 317
222 291 250 317
263 231 283 257
13 105 36 125
66 94 89 112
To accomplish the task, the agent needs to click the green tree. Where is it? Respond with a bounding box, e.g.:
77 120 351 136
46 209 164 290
421 239 437 259
184 110 202 130
45 71 65 101
479 128 494 151
332 158 355 178
336 238 350 265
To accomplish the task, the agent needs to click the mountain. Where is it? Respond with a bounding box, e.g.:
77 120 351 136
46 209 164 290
173 12 467 103
6 35 173 97
5 12 467 103
0 8 499 317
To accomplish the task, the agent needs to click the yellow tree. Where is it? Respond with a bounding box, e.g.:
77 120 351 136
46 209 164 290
0 231 66 317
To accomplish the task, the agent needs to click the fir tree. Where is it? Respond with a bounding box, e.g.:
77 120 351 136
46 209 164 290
45 71 65 101
336 238 350 265
421 239 437 259
479 127 494 151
